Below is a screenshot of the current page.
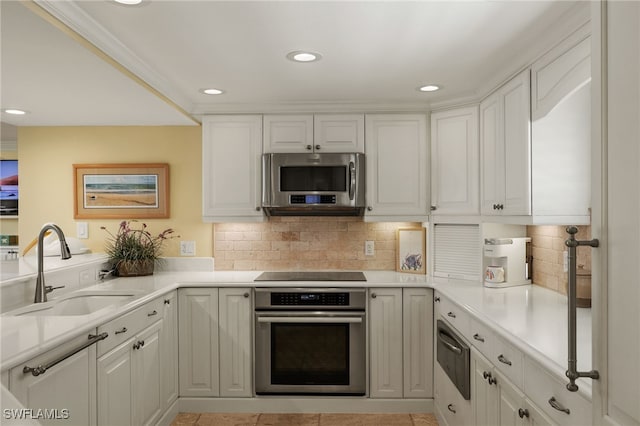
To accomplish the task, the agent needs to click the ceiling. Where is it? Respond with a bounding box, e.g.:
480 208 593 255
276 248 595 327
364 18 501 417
0 0 585 128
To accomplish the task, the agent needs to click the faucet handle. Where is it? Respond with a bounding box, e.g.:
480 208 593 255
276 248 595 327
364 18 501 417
45 285 65 294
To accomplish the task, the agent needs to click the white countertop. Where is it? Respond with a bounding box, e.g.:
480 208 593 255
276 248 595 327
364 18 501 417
432 278 592 397
0 265 591 399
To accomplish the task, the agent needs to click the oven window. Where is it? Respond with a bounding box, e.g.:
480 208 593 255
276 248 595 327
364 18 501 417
271 323 349 385
280 166 347 192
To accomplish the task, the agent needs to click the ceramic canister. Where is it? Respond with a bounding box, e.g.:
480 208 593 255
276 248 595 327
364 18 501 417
485 266 505 283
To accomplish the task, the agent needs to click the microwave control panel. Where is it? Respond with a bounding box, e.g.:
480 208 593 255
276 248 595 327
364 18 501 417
290 194 336 204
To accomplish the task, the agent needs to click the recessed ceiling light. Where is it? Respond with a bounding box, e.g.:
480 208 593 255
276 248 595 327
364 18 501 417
114 0 142 5
3 109 27 115
200 88 225 95
418 84 440 92
286 51 322 63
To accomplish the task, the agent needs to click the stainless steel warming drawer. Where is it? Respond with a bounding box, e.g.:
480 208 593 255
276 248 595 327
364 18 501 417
437 319 471 400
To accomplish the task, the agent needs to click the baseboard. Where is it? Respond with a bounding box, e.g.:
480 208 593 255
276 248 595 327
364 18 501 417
177 397 434 414
156 399 180 426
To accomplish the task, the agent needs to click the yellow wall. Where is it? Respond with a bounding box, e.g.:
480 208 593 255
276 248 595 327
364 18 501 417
17 126 212 257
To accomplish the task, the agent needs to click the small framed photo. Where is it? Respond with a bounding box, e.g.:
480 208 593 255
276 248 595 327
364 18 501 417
73 163 169 219
396 227 426 274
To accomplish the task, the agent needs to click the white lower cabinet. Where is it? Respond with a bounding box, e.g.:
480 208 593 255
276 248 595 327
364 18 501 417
471 347 555 426
97 320 163 426
178 287 253 398
218 288 252 397
369 288 433 399
160 291 178 408
10 332 98 426
435 361 473 426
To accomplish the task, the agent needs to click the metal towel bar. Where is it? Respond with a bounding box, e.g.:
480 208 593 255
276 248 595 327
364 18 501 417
565 226 600 391
23 332 108 377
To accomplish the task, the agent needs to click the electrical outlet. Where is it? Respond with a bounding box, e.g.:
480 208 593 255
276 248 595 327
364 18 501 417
365 240 375 256
180 241 196 256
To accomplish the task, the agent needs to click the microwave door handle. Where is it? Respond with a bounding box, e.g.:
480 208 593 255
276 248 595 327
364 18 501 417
349 161 356 200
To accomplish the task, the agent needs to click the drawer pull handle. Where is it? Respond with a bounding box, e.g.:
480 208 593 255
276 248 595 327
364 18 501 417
498 354 512 366
148 310 158 317
23 332 108 377
447 312 456 318
548 397 570 415
447 404 456 414
473 333 485 342
115 327 128 335
518 408 530 419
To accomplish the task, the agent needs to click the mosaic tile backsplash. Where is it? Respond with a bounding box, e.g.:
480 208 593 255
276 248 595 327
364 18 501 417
214 217 423 271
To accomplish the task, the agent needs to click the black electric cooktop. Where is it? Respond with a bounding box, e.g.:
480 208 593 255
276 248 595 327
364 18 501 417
254 271 366 282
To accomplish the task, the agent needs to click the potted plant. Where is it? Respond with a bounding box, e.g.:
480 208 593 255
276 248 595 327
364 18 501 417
101 220 177 277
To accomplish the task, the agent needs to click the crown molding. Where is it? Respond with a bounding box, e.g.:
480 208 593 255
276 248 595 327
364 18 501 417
191 101 432 115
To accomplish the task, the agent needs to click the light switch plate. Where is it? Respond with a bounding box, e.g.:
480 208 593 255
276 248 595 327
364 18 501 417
180 241 196 256
77 222 88 239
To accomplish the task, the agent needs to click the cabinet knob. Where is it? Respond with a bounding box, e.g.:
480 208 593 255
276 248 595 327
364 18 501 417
430 205 437 211
483 371 491 380
256 206 261 211
488 376 497 385
371 293 377 299
164 299 171 305
315 144 321 150
518 408 530 419
306 145 313 150
367 206 373 211
434 296 440 302
447 404 456 414
243 292 250 298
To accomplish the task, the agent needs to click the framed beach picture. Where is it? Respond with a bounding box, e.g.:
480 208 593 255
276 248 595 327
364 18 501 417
396 227 426 274
0 159 19 217
73 163 169 219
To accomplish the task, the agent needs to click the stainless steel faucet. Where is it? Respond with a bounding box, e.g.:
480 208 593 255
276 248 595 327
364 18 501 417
34 223 72 303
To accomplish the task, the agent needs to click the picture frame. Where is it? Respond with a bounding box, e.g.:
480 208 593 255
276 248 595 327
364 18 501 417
73 163 169 219
396 227 426 274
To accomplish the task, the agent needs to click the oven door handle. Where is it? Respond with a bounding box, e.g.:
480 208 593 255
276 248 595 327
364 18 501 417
257 316 363 324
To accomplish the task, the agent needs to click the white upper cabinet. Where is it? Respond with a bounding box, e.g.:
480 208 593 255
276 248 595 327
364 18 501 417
314 114 365 153
365 114 429 221
263 114 364 153
480 69 532 216
263 115 314 153
202 115 264 222
431 106 479 216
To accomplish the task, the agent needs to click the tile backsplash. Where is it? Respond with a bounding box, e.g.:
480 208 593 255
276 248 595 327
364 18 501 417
527 225 591 294
214 217 423 271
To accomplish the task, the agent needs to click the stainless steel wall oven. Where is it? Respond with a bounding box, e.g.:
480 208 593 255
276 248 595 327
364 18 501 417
254 287 366 395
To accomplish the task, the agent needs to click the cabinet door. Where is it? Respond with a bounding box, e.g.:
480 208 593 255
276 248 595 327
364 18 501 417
480 92 504 215
12 333 98 426
314 114 365 153
431 107 479 215
525 399 557 426
133 321 163 426
472 349 499 426
496 370 527 426
98 339 133 426
179 288 220 396
218 288 252 397
369 288 403 398
402 288 433 398
365 114 429 220
263 115 314 153
160 291 178 410
202 115 263 221
502 70 531 216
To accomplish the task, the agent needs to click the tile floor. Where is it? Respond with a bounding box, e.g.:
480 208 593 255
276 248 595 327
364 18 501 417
171 412 439 426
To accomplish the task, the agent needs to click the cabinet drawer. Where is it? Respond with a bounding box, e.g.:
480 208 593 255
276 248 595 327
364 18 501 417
435 362 472 426
469 320 496 360
437 295 471 340
492 336 524 389
524 358 591 426
97 297 164 357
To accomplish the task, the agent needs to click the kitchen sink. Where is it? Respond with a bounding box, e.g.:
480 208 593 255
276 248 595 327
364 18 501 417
6 291 141 317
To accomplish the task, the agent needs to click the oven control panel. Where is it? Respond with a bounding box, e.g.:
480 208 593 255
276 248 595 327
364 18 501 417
271 292 349 306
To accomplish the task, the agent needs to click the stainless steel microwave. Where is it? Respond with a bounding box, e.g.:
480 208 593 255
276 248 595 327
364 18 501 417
262 152 365 216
